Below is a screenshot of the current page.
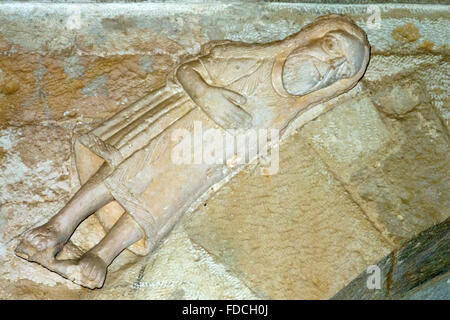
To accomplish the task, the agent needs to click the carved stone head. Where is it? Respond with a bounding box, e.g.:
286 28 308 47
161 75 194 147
283 30 366 96
271 14 370 105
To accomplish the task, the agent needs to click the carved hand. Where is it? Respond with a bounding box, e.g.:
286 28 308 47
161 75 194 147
196 86 252 130
177 63 252 130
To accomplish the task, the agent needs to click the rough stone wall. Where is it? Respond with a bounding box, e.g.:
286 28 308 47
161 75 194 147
332 218 449 300
0 2 448 299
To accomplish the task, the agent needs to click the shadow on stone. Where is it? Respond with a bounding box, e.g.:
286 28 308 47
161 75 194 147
332 218 449 300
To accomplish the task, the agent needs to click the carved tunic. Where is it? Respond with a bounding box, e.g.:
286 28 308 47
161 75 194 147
73 15 370 255
75 41 297 255
14 15 370 290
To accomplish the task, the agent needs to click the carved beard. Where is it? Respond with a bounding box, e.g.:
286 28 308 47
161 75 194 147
282 53 353 96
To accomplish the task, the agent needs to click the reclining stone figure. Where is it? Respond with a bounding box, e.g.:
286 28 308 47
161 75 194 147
15 14 370 289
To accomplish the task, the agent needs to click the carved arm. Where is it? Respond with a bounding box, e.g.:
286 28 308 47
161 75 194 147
176 60 252 130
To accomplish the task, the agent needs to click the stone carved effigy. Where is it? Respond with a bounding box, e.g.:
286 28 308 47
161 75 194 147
15 14 370 289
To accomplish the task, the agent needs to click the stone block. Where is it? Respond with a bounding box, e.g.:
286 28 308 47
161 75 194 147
183 133 393 299
300 95 391 184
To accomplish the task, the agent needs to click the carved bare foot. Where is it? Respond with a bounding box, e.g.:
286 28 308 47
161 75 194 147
65 253 107 289
26 222 68 251
15 221 69 262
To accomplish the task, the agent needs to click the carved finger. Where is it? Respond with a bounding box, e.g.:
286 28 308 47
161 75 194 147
214 117 227 130
89 267 97 280
240 115 252 130
95 272 105 288
223 112 237 129
231 112 245 127
221 89 247 106
234 108 252 127
230 111 246 129
82 261 92 277
236 107 250 121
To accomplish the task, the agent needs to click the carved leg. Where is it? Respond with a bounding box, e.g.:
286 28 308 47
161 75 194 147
57 213 144 289
15 163 114 262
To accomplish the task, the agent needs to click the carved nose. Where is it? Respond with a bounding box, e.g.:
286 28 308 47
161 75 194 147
337 61 353 78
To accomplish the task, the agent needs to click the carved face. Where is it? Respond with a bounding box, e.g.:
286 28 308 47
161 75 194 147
282 30 366 96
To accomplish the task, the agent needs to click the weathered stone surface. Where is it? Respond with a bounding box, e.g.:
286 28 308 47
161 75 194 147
85 226 259 300
0 2 448 299
0 125 73 204
0 124 83 295
392 23 421 43
372 79 424 117
183 133 393 299
300 95 392 184
301 75 449 245
0 123 256 299
356 79 448 244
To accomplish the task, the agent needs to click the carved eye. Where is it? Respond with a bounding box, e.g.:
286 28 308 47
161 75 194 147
322 36 340 56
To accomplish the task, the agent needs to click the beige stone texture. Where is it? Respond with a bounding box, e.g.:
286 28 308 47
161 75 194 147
301 76 449 244
183 133 393 299
0 2 448 299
